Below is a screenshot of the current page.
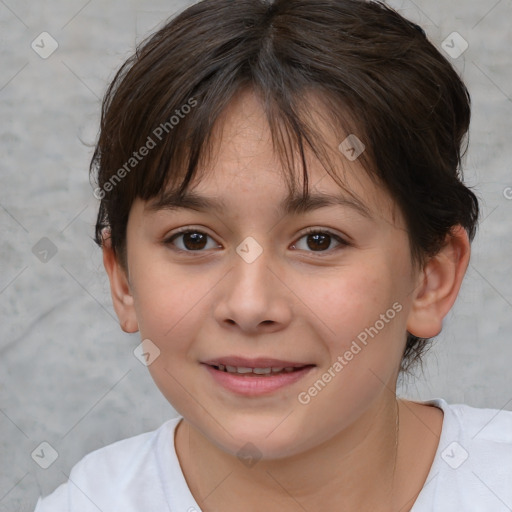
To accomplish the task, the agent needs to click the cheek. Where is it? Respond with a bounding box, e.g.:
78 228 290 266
293 273 406 441
299 258 409 397
129 258 213 363
301 264 397 346
130 259 212 413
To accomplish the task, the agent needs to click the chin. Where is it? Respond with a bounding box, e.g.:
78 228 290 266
205 414 315 461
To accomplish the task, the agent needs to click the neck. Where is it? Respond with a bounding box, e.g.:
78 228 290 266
176 392 407 512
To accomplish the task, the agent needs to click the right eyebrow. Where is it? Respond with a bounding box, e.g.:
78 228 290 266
145 190 227 213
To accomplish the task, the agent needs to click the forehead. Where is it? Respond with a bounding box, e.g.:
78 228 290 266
147 88 399 224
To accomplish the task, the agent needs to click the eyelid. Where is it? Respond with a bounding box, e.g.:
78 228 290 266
299 226 348 240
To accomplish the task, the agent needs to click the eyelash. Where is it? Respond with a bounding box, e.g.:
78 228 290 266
164 227 349 255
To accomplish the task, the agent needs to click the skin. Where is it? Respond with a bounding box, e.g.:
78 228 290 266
103 89 470 511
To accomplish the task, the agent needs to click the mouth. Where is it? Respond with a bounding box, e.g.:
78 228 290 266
201 357 316 395
207 363 314 376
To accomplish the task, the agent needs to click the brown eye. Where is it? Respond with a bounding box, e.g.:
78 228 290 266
181 232 208 250
292 230 347 253
166 230 219 252
306 233 331 251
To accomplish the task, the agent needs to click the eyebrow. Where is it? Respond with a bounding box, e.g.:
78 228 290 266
146 189 372 218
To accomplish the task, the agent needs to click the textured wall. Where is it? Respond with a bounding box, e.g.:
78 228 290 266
0 0 511 509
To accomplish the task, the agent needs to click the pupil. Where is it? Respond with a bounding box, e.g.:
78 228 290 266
184 232 207 250
308 234 330 251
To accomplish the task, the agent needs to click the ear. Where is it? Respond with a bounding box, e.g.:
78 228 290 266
102 229 139 333
406 225 471 339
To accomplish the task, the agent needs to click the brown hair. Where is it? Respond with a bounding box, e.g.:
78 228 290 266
90 0 479 374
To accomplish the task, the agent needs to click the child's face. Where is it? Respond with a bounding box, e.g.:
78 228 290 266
120 90 425 458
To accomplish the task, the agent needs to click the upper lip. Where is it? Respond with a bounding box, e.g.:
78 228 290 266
202 356 314 368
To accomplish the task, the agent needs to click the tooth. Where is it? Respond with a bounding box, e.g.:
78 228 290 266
271 367 284 373
218 364 225 371
284 367 294 372
253 367 272 374
226 365 237 373
236 367 253 374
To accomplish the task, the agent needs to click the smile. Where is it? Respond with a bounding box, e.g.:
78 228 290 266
202 357 316 396
210 364 309 376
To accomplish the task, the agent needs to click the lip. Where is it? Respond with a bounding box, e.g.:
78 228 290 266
201 356 316 396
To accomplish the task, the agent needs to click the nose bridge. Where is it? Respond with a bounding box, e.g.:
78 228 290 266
215 236 292 332
234 238 271 294
231 237 275 309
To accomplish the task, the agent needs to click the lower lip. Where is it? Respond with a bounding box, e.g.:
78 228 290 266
203 364 315 396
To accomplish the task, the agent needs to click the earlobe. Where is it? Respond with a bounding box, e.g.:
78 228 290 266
406 225 471 339
101 230 139 333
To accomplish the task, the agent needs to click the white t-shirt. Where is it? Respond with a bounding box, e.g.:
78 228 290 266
34 398 512 511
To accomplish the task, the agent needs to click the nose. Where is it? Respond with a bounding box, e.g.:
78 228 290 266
214 245 293 335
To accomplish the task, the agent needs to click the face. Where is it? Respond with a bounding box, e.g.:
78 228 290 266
119 90 424 459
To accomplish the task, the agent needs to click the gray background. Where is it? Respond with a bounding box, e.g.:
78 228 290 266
0 0 511 510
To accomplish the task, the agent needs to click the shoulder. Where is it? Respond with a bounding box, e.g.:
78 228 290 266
34 417 182 511
444 400 512 473
413 399 512 511
71 418 173 475
448 400 512 443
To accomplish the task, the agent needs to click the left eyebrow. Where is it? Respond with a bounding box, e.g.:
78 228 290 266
146 189 372 219
283 191 372 218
